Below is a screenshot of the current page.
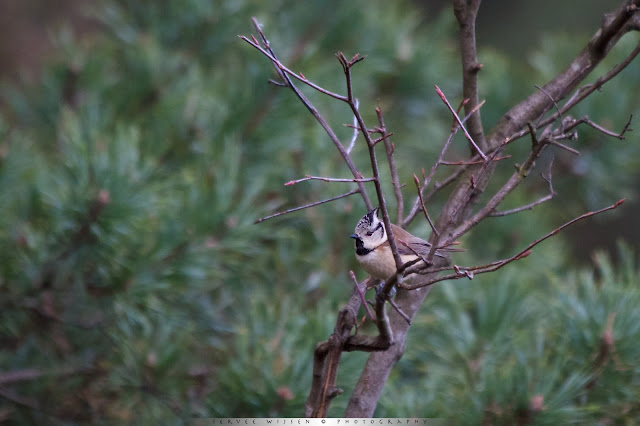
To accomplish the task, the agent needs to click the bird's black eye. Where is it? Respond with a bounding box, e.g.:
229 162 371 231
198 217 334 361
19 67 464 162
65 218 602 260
366 223 383 237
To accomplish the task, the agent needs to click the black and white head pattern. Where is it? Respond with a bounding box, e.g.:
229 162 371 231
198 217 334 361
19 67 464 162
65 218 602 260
351 207 387 255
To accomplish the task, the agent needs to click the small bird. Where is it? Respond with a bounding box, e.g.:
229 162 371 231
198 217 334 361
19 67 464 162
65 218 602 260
350 207 457 281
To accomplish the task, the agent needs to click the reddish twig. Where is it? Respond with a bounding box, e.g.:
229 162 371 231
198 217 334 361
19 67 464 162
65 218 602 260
435 85 487 160
403 99 486 226
371 132 394 146
402 199 625 290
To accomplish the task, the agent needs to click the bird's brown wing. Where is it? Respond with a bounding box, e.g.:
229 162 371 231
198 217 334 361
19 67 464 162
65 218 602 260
390 223 462 258
390 224 434 257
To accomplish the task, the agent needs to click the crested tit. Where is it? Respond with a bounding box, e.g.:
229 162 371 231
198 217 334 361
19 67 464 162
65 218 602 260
350 207 455 281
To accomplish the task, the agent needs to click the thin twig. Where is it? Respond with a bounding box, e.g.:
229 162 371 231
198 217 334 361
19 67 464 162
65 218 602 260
440 155 511 166
350 271 375 321
490 159 557 217
377 107 404 224
435 85 487 160
336 52 404 347
402 198 625 290
387 297 411 325
447 137 547 243
489 191 555 217
344 124 377 133
346 99 360 154
285 175 376 186
371 132 394 145
507 40 640 144
442 137 510 247
336 52 404 277
240 35 348 102
413 174 438 236
403 99 486 226
244 19 373 210
564 114 633 140
453 0 487 155
254 189 360 223
535 84 565 135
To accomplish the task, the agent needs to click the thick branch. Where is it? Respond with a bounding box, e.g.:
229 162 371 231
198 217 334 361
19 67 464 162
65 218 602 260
495 1 640 147
453 0 488 154
305 287 361 417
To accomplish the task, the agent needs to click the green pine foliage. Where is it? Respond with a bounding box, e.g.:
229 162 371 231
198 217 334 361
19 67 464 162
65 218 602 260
0 0 638 423
386 243 640 424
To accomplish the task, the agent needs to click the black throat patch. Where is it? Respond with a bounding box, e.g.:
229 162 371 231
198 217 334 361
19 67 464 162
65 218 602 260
354 237 372 256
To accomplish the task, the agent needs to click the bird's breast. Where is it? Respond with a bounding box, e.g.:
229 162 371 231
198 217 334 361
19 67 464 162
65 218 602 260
356 244 420 280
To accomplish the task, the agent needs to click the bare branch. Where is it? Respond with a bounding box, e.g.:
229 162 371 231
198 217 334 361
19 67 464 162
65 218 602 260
402 199 625 290
244 1 640 419
440 155 511 166
403 99 486 226
371 132 394 146
505 38 640 145
377 107 404 224
335 52 404 277
435 85 487 160
346 99 360 154
387 297 412 325
306 285 362 417
548 139 581 155
243 19 373 210
350 271 374 321
490 160 557 217
284 175 376 186
413 174 439 236
239 34 347 102
254 189 360 224
452 0 488 155
534 84 565 135
563 114 633 139
447 139 548 243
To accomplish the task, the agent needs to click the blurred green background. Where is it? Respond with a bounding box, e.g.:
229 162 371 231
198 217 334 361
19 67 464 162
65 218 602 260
1 0 639 424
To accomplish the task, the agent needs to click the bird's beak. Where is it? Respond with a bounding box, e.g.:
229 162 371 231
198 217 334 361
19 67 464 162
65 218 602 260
350 234 358 239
